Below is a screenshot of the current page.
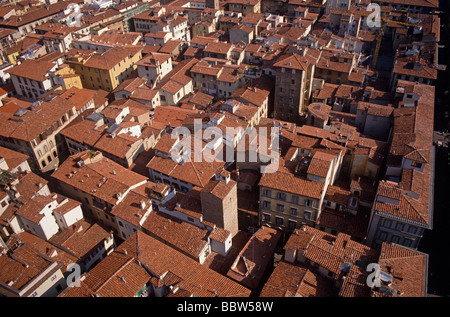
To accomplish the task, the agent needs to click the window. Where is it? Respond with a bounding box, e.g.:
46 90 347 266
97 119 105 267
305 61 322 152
263 214 270 222
275 217 283 225
288 220 296 230
408 226 417 234
292 196 299 204
262 189 271 197
378 231 388 241
262 201 271 209
276 192 286 201
391 235 400 244
290 208 297 216
276 204 284 212
304 211 311 220
403 239 413 247
55 284 63 293
395 223 404 231
383 219 392 228
304 199 312 207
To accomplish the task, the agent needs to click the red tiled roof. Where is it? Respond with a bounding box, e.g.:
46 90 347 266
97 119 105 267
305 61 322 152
51 151 148 205
260 261 335 297
142 210 209 259
116 231 252 297
307 151 335 178
6 59 55 82
259 160 324 199
273 53 311 71
0 146 29 170
59 252 151 297
285 226 379 280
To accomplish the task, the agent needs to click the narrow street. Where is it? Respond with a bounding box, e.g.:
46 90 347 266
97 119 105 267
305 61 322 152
417 0 450 297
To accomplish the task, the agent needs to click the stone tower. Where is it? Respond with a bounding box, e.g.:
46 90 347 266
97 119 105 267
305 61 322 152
205 0 219 10
200 170 238 236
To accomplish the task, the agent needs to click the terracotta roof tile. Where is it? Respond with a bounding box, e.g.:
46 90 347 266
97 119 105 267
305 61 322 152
286 226 379 280
260 261 335 297
6 59 56 82
142 210 209 259
59 252 151 297
115 231 252 297
51 151 147 205
0 146 28 170
259 160 324 199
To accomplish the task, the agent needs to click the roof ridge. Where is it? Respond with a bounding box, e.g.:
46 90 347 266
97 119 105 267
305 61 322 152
402 194 428 224
189 161 204 187
94 255 135 293
379 252 425 262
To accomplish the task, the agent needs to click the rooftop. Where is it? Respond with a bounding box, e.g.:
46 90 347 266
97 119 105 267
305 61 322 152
51 150 148 206
114 231 252 297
